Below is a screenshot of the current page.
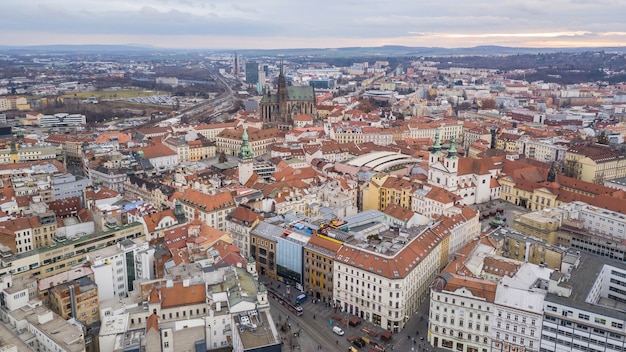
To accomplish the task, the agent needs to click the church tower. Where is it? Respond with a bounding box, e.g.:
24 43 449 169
238 125 255 185
445 135 459 174
429 129 442 165
9 139 18 164
547 162 557 182
277 59 288 122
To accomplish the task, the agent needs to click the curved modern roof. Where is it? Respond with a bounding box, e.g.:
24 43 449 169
347 151 419 172
347 151 398 167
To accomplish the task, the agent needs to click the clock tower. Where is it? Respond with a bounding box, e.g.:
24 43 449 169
238 125 254 185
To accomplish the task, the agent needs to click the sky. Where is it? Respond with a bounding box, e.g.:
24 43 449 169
2 0 626 50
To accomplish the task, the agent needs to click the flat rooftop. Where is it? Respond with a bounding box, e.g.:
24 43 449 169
238 310 280 350
545 252 626 321
14 305 85 352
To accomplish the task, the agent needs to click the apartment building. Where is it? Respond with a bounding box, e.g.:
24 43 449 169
492 264 553 352
430 273 496 352
463 127 492 151
188 138 216 161
0 96 29 111
412 184 462 219
86 157 129 194
249 221 282 280
334 225 444 332
100 265 276 352
0 222 144 279
215 126 281 156
195 121 239 141
407 119 464 142
226 205 262 259
489 227 568 270
163 136 190 162
512 209 564 245
11 306 86 352
540 253 626 352
52 173 91 201
565 144 626 184
0 212 57 254
303 232 344 304
37 113 86 127
178 189 236 232
361 174 420 212
0 142 58 164
495 132 523 154
522 138 568 164
49 276 100 327
136 141 179 171
86 239 148 301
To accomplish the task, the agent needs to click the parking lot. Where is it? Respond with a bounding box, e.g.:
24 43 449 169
472 199 531 230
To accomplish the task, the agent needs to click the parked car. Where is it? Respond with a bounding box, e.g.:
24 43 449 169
333 326 345 336
353 338 366 348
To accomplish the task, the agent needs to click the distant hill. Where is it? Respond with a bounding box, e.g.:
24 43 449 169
0 44 164 54
0 44 625 57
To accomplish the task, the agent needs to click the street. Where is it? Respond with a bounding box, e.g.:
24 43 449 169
263 275 439 352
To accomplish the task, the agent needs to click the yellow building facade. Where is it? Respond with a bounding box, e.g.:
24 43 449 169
565 145 626 184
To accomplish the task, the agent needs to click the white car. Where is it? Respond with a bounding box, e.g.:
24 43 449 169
332 326 345 336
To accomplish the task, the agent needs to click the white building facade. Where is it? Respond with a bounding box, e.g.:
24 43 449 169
429 274 495 352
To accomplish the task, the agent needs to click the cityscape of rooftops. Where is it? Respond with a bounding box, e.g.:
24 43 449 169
2 2 626 352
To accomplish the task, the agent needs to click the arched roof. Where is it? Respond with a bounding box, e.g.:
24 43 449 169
346 151 419 172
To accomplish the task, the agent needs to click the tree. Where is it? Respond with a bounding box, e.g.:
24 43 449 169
480 98 497 110
597 131 609 145
219 152 228 163
358 99 375 113
563 159 581 179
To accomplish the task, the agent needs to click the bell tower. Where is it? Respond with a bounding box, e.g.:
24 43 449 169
445 135 459 173
238 125 255 185
9 139 19 164
429 129 442 165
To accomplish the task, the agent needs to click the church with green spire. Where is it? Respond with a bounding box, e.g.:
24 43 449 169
427 129 496 205
238 125 255 185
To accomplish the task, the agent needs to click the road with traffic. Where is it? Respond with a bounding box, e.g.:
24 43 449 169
263 275 440 352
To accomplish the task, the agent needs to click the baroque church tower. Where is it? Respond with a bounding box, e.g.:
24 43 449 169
238 125 254 185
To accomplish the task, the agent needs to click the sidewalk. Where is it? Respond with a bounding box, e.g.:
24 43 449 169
260 274 445 352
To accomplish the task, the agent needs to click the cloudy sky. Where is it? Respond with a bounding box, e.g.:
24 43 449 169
2 0 626 49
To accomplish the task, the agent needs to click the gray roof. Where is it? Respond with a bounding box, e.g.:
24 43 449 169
545 252 626 321
250 221 284 240
287 86 315 101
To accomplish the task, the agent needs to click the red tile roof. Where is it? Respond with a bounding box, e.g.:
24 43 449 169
149 281 206 309
137 141 178 158
382 203 415 222
179 189 235 212
335 227 445 279
143 209 177 233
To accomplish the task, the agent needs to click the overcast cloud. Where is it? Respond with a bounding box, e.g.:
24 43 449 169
2 0 626 49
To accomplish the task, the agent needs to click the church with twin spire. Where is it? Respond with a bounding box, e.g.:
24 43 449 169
427 129 501 205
